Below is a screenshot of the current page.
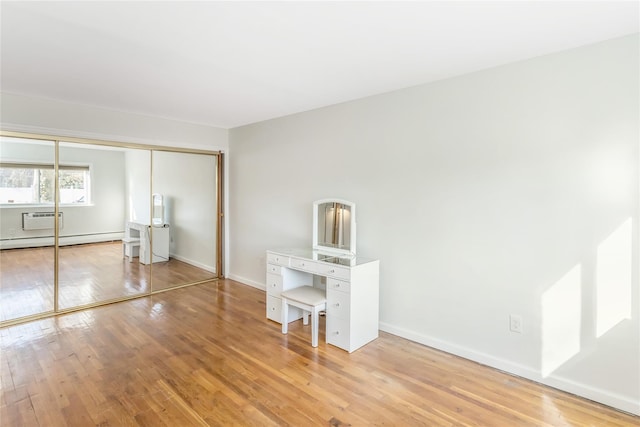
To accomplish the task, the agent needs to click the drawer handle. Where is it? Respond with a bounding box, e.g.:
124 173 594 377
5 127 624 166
334 331 340 335
329 269 335 273
271 307 275 311
335 303 340 308
335 283 340 288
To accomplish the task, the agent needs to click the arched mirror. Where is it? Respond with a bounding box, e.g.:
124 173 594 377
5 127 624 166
313 198 356 256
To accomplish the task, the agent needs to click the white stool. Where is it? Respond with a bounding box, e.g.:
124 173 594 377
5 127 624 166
281 286 327 348
122 237 140 262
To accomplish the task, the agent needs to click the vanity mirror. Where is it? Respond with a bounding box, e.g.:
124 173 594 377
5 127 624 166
312 198 356 256
152 193 164 226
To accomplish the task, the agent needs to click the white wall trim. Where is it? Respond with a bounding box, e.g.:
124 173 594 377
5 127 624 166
169 253 216 274
228 274 265 291
0 232 124 249
379 321 640 416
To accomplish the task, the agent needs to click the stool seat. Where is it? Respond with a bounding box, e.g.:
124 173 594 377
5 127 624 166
281 286 326 306
281 286 327 348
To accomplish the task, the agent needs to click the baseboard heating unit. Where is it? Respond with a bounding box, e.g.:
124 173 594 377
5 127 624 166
22 212 64 230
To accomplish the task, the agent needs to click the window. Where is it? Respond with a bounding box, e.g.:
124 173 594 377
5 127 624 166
0 163 90 205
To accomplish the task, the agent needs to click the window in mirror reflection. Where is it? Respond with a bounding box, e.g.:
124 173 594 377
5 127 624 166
0 164 90 205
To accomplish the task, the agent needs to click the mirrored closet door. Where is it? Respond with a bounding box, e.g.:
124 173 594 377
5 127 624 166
0 132 222 325
57 142 152 310
150 150 218 291
0 137 56 321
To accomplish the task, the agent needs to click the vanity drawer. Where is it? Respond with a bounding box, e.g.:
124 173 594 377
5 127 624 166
266 273 283 295
266 263 281 275
317 264 350 281
326 289 351 319
290 257 318 273
266 295 282 322
266 295 302 324
326 316 351 350
327 278 350 294
267 252 289 267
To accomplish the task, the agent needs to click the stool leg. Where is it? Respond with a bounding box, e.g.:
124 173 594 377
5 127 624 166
303 311 309 326
311 306 319 347
281 299 288 334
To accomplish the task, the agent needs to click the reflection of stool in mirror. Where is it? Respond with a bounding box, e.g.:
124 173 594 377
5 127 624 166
122 237 140 262
281 286 327 348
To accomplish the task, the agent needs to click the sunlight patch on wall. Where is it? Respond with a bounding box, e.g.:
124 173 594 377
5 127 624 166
596 218 632 338
542 264 582 377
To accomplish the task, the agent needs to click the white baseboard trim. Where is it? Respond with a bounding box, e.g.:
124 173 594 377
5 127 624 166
227 273 265 291
379 321 639 416
169 253 215 274
1 232 124 249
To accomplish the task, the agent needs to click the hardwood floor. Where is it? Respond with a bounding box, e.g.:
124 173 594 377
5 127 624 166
1 279 637 426
0 242 216 322
0 246 56 320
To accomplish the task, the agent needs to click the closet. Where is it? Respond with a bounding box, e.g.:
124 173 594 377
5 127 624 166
0 132 222 325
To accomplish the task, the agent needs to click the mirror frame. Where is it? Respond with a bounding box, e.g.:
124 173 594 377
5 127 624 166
312 198 356 256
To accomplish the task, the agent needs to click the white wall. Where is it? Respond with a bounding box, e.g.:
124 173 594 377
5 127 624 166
228 34 639 415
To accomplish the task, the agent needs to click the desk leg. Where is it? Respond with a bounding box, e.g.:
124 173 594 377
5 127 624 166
281 299 289 334
311 306 319 347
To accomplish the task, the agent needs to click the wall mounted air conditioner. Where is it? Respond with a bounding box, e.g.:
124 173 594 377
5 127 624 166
22 212 64 230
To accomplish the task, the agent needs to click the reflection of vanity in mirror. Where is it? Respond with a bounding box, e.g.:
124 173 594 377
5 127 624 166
266 199 380 353
124 193 170 264
123 194 169 264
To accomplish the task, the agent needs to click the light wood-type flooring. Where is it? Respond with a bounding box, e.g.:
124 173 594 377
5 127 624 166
0 242 216 322
1 279 637 426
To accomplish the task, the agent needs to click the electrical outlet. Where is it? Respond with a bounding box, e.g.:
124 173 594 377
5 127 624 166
509 314 523 333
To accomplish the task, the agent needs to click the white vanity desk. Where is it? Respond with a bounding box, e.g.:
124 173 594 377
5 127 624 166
266 248 379 353
124 221 170 264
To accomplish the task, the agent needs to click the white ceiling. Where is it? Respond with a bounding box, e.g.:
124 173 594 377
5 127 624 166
1 1 638 129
